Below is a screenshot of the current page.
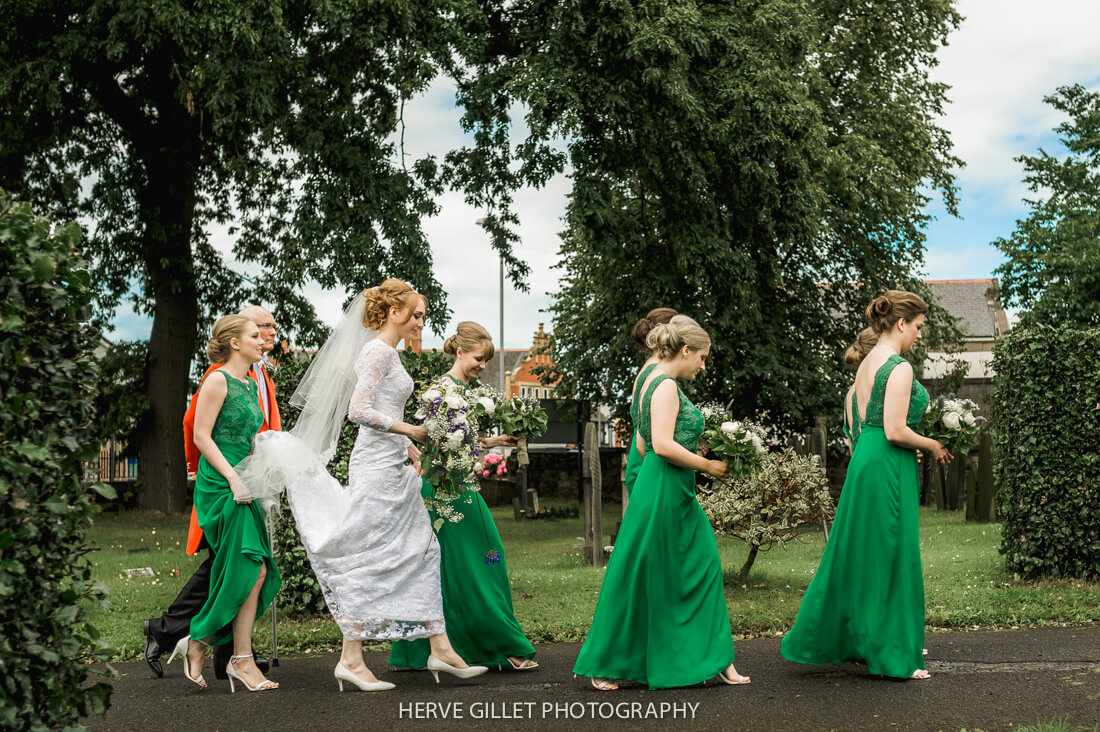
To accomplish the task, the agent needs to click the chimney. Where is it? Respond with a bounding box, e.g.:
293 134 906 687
405 330 422 354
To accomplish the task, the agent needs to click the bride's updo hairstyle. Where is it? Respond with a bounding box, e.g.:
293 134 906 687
843 328 879 367
646 315 711 359
361 278 425 329
444 321 495 361
865 290 928 335
206 314 252 363
630 307 677 351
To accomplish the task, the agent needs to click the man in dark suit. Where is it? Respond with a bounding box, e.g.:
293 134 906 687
142 305 281 678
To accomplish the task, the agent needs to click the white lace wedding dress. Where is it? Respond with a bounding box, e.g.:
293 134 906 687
285 338 444 641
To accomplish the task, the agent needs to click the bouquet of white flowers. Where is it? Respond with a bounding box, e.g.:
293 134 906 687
415 380 482 528
919 393 985 453
466 383 502 423
698 402 768 480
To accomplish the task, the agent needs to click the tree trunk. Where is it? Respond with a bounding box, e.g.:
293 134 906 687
137 155 199 514
733 546 759 583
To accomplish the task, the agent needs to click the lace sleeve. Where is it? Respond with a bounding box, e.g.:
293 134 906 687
348 344 395 431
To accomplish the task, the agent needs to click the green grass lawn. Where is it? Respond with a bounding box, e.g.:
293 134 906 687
86 504 1100 662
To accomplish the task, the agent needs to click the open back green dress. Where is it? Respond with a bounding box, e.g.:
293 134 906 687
623 362 658 497
388 375 535 669
781 355 929 678
573 374 735 688
189 371 281 644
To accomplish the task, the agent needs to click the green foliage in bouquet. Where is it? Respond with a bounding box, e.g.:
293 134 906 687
0 194 114 729
698 450 834 582
493 396 550 439
992 325 1100 579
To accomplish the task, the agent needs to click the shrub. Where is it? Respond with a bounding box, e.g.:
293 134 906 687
268 345 452 616
698 449 834 581
0 193 114 729
991 326 1100 578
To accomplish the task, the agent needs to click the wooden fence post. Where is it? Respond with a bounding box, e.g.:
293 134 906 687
974 428 997 522
582 423 604 566
946 451 966 510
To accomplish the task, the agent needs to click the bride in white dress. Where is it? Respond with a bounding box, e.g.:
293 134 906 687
243 279 486 692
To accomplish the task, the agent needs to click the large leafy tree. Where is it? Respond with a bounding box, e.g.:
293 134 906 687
0 0 532 511
993 84 1100 327
460 0 965 430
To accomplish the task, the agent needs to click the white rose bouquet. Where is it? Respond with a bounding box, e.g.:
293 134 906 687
919 393 985 453
465 383 502 423
415 379 482 528
698 403 768 480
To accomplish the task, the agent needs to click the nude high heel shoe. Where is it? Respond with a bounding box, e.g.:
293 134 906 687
426 655 488 683
334 663 395 692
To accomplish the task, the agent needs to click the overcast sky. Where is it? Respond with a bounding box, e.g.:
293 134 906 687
110 0 1100 349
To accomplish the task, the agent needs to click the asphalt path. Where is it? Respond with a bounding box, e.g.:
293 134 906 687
87 626 1100 732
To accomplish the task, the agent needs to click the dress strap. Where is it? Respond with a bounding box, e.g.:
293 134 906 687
630 363 658 422
638 374 674 445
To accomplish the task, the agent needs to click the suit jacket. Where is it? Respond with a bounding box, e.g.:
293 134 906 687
183 362 280 554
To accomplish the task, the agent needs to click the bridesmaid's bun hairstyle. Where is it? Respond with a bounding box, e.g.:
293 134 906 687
646 315 711 359
206 314 253 363
361 279 426 330
444 321 495 361
865 289 928 335
843 327 879 367
630 307 678 351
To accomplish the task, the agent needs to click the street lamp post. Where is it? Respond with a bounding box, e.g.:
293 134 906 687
475 217 505 396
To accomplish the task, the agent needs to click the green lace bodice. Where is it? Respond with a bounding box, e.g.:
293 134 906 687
862 355 929 427
844 388 863 445
638 374 704 452
210 371 263 449
630 363 658 424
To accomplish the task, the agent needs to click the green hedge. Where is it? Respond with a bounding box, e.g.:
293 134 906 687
270 346 451 616
0 194 114 729
991 325 1100 578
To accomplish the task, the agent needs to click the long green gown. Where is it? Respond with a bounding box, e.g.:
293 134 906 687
623 363 657 497
189 371 281 645
573 374 736 689
388 375 535 669
781 355 929 678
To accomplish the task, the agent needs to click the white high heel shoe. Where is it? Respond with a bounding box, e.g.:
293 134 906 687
426 655 488 683
334 662 395 692
167 636 207 688
226 654 278 692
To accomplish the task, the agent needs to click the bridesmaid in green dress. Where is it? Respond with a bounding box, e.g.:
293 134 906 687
388 321 538 672
573 315 749 690
624 308 676 496
781 291 951 679
175 314 281 692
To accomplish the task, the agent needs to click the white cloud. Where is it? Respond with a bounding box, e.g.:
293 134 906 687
932 0 1100 205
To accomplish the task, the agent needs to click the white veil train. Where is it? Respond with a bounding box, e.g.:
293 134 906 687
238 293 377 552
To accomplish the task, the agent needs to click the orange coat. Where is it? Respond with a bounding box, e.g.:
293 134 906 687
183 362 281 554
